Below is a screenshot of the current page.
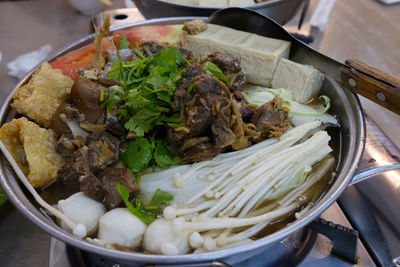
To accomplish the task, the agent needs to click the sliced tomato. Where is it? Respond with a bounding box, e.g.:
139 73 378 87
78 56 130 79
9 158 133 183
50 25 182 80
113 25 183 48
50 44 96 80
50 38 114 80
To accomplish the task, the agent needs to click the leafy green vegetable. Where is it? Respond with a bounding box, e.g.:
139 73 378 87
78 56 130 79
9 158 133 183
242 85 338 126
149 189 174 207
121 137 153 173
99 88 104 102
204 62 229 85
119 35 130 49
122 137 181 173
154 140 181 168
0 187 7 206
116 182 155 224
116 182 174 224
107 46 185 137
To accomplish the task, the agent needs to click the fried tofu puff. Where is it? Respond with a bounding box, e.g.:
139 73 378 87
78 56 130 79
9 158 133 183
12 62 74 127
0 117 64 188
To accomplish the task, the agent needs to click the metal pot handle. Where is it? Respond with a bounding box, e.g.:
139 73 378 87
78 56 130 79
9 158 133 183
350 164 400 186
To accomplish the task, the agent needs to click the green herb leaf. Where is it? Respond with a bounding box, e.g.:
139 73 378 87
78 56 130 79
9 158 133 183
204 62 229 85
99 88 104 102
149 189 174 207
154 140 181 169
124 107 161 137
116 182 155 224
100 87 120 110
121 137 153 172
119 35 130 50
107 60 122 80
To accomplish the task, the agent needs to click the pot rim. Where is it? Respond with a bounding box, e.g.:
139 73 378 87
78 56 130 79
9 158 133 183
135 0 292 10
0 16 365 264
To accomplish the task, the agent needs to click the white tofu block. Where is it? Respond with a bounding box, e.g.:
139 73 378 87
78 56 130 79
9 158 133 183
271 58 325 103
183 24 291 86
228 0 255 6
198 0 227 7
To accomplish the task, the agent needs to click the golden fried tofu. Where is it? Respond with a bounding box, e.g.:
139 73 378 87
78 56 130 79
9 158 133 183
11 62 74 127
0 117 64 188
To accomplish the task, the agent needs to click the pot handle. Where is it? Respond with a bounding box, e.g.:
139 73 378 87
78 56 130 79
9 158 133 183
350 164 400 186
340 59 400 115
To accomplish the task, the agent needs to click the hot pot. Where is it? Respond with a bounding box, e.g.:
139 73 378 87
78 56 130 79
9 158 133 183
1 10 398 266
132 0 306 25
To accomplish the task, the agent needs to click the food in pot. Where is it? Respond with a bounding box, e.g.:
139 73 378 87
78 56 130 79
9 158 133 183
0 19 338 255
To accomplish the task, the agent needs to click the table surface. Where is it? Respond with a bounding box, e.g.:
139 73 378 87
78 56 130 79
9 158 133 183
0 0 399 266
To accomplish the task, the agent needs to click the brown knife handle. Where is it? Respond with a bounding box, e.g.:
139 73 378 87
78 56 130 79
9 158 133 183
340 58 400 115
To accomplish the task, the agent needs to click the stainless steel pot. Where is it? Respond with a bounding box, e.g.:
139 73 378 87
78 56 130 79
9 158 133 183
132 0 305 25
0 16 366 266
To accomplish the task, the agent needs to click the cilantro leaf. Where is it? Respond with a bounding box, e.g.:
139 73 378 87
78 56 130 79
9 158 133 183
121 137 153 172
116 182 155 224
106 60 122 80
100 87 121 110
154 140 181 168
119 35 130 49
124 107 161 137
151 47 182 69
204 62 229 85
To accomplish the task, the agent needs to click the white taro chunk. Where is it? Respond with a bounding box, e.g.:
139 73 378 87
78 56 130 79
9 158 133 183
57 192 106 235
98 208 147 248
143 219 189 255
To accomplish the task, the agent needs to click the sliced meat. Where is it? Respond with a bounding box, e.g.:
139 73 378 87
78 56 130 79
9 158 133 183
171 64 204 112
180 136 210 154
99 167 139 210
178 47 194 64
86 131 121 172
250 97 291 141
231 100 251 151
192 74 230 97
182 142 220 163
231 73 248 92
70 77 108 124
200 51 241 74
51 100 80 137
200 51 248 92
78 162 105 202
211 104 235 149
168 75 230 143
98 63 119 86
183 20 207 35
141 42 166 57
185 96 215 136
106 116 127 137
57 159 77 185
55 134 76 158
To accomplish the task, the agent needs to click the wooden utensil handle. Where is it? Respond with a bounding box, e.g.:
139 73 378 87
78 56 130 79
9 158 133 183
341 58 400 115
